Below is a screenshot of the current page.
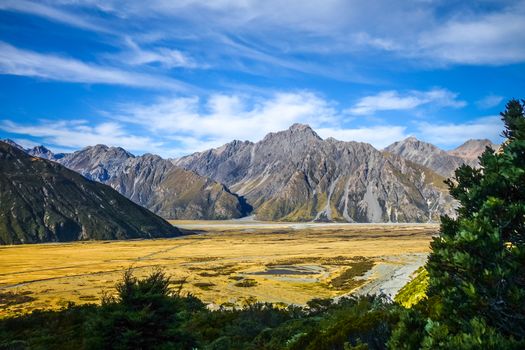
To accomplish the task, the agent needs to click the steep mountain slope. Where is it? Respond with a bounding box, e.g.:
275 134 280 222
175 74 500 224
384 137 469 178
175 124 455 222
447 139 498 162
58 145 249 219
1 139 25 150
0 142 181 245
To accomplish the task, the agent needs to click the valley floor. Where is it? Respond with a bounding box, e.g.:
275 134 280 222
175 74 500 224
0 222 436 317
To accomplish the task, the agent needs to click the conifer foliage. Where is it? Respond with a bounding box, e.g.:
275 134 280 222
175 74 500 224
391 99 525 348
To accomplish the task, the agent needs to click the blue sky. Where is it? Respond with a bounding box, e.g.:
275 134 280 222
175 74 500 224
1 0 524 157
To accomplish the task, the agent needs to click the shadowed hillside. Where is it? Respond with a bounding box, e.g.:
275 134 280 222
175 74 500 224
0 142 181 244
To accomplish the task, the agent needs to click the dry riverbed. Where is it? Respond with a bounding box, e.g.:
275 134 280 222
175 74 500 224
0 221 436 317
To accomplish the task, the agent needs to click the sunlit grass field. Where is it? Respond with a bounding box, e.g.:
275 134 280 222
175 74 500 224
0 221 436 317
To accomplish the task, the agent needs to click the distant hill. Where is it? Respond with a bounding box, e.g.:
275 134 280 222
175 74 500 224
447 139 498 162
384 136 470 178
0 141 181 244
175 124 455 222
384 137 497 178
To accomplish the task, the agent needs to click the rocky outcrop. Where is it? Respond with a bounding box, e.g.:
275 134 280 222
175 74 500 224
175 124 455 222
0 141 181 245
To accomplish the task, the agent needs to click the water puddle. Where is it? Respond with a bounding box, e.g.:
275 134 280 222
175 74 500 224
249 265 324 276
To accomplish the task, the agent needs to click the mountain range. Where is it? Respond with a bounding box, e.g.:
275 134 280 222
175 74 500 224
3 124 497 224
384 136 497 178
58 145 250 220
0 141 181 244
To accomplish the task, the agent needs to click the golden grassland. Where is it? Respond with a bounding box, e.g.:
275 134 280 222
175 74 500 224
0 221 437 317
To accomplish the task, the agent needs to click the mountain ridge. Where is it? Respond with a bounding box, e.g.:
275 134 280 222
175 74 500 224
0 141 181 245
384 136 498 177
3 127 496 223
57 145 250 220
175 124 456 222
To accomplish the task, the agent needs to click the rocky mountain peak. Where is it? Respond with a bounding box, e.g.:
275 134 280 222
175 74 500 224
404 136 419 142
1 139 64 161
55 143 248 220
28 145 56 160
73 144 135 161
32 145 50 152
289 123 321 137
289 123 312 132
448 139 498 161
262 123 322 145
387 136 444 156
384 137 465 178
89 144 109 151
174 124 457 223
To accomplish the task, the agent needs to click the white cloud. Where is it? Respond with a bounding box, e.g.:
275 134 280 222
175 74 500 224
0 119 165 154
476 95 504 109
113 91 339 148
1 91 343 157
0 91 507 157
0 0 112 33
347 89 466 115
417 6 525 65
113 37 202 69
127 47 197 68
4 0 523 81
416 116 504 147
0 42 191 90
54 0 525 67
108 91 415 153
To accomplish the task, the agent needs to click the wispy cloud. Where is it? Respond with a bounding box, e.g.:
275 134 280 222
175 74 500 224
416 116 504 146
110 37 202 69
347 88 466 115
1 92 341 156
35 0 525 67
1 0 523 97
113 91 339 147
417 5 525 65
0 90 506 156
0 42 191 90
476 94 504 109
0 0 113 34
0 119 164 154
1 91 409 156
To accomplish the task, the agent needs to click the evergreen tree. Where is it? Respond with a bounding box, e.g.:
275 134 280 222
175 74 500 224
85 269 203 349
390 99 525 349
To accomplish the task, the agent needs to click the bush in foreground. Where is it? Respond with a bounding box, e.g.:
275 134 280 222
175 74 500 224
0 269 400 350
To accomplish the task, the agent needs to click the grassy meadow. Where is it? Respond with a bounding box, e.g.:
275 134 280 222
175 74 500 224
0 221 436 318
